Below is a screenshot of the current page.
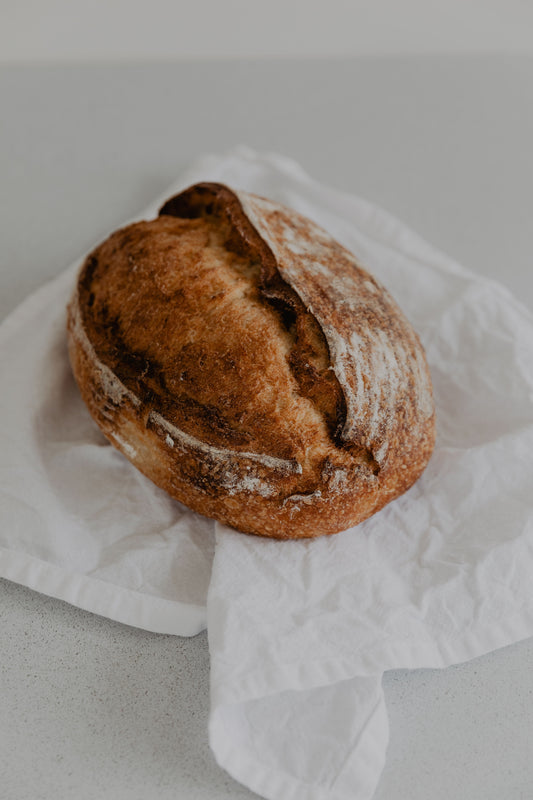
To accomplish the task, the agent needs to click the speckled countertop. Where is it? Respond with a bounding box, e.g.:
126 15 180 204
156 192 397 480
1 57 533 800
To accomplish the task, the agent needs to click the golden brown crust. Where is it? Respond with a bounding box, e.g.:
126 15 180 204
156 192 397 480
67 183 435 539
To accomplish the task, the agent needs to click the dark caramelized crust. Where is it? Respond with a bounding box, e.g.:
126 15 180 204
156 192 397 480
67 183 435 538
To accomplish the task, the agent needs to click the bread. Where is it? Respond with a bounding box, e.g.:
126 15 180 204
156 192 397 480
67 182 435 539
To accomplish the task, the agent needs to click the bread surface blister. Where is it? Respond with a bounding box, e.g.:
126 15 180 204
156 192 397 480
67 183 435 539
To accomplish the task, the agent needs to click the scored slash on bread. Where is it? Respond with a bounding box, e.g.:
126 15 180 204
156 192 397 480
67 183 435 539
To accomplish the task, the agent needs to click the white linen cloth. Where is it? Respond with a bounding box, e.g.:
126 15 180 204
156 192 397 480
2 148 533 800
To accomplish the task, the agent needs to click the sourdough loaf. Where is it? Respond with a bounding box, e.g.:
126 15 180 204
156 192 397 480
67 183 435 539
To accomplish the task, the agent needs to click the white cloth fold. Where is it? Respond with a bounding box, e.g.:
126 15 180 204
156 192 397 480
2 148 533 800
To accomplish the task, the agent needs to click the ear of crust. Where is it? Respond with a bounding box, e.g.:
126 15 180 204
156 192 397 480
67 183 435 539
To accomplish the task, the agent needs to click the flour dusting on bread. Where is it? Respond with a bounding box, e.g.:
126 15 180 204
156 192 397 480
236 190 433 465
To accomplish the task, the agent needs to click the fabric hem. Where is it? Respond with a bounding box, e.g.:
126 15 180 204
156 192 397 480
209 691 387 800
0 546 207 636
211 604 533 707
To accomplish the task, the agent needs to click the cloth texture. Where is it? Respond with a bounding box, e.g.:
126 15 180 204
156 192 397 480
2 148 533 800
